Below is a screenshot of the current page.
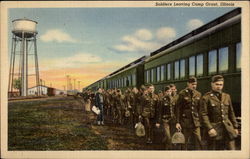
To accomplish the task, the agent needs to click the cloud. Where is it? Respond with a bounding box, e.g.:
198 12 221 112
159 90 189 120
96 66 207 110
112 28 161 54
40 29 79 43
134 29 153 41
156 27 176 43
186 19 204 31
113 35 160 53
112 27 178 54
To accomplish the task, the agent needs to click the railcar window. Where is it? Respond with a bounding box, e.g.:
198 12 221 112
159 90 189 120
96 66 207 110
167 63 171 80
218 47 229 73
196 54 203 76
127 76 129 86
132 74 136 86
180 59 185 79
236 42 241 70
189 56 195 76
146 70 150 83
124 77 126 87
151 69 155 83
174 61 179 80
160 65 165 81
208 50 217 74
157 66 161 82
129 75 132 86
126 77 129 87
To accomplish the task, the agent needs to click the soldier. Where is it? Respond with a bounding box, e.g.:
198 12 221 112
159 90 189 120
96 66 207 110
141 84 159 144
105 89 112 117
200 75 238 150
156 85 175 150
124 89 132 127
95 88 104 125
169 84 178 135
176 77 202 150
110 89 116 123
115 89 125 125
131 87 142 126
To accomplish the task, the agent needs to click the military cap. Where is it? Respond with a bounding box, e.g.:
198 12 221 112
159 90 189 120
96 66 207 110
211 75 224 83
164 85 171 91
188 76 197 83
147 84 154 88
169 83 176 88
140 85 146 91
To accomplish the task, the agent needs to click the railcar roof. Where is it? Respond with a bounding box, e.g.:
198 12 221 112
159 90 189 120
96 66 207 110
85 55 148 88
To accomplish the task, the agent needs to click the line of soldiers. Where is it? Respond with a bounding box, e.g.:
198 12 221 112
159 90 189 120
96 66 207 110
82 75 239 150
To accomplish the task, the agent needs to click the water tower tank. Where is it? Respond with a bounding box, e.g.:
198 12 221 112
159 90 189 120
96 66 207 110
12 19 37 38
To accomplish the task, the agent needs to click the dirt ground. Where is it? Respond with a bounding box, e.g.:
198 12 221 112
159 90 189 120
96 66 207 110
75 97 165 150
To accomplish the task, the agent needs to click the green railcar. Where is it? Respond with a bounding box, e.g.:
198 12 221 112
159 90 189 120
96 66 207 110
84 8 241 116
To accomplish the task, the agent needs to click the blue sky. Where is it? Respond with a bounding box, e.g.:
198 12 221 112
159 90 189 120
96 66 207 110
8 7 236 89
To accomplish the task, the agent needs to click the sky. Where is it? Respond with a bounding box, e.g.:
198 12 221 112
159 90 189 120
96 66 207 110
8 7 236 90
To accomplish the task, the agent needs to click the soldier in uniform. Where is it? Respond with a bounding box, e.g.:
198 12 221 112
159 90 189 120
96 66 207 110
141 84 159 144
110 89 117 124
176 77 202 150
105 89 112 117
169 84 178 135
115 89 125 125
131 87 142 126
124 89 132 127
95 88 105 125
156 86 175 149
200 75 238 150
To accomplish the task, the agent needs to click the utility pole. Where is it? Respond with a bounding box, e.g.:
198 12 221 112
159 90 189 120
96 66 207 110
73 79 75 90
78 81 80 91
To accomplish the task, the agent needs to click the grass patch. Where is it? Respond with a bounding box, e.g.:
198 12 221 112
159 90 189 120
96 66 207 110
8 97 108 150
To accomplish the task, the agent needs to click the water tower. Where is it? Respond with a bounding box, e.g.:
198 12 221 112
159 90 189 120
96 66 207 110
8 18 40 97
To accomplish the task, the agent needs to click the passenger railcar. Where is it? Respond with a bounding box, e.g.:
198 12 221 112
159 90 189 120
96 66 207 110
85 8 241 116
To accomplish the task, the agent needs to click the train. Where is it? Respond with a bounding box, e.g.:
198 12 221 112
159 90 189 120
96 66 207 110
84 8 241 116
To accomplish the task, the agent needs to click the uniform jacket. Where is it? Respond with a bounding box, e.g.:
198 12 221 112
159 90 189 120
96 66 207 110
115 94 125 110
130 92 142 115
95 92 104 109
176 88 201 128
200 91 238 140
157 95 175 123
141 93 159 118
